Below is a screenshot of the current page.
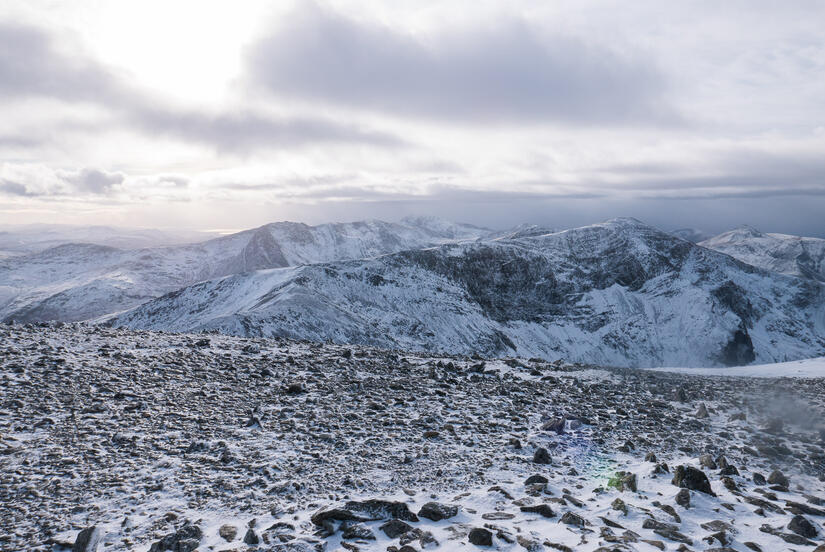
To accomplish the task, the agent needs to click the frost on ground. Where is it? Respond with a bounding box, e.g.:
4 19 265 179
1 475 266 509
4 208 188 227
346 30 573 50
2 324 825 552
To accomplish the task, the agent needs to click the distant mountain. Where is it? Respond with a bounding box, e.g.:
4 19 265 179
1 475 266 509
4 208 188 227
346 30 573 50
701 227 825 283
0 218 489 322
670 228 711 243
0 224 216 255
110 218 825 368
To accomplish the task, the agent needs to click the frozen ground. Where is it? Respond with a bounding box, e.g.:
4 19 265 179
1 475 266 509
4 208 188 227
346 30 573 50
2 323 825 552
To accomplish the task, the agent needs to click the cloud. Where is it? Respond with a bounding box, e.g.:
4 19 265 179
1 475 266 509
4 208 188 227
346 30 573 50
0 165 124 197
0 179 37 197
60 167 124 194
247 4 675 125
0 22 117 101
132 106 404 151
0 21 403 151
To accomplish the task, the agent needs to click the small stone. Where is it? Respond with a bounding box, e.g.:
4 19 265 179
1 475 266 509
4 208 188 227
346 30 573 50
675 488 691 508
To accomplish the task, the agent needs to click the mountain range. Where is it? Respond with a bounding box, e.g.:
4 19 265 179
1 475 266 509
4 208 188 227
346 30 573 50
0 217 487 323
2 216 823 367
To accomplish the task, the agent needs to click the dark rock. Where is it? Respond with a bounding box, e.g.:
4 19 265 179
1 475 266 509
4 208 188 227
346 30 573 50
541 417 566 434
642 519 692 544
345 499 419 522
675 488 691 508
559 511 586 527
343 523 376 540
72 526 102 552
524 474 548 485
243 528 259 545
418 502 458 521
533 447 552 464
788 515 818 539
380 520 414 539
218 524 237 542
519 504 555 518
672 465 713 495
752 472 766 486
468 527 493 546
767 470 789 488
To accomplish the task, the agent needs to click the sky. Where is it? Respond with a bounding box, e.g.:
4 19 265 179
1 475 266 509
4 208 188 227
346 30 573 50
0 0 823 236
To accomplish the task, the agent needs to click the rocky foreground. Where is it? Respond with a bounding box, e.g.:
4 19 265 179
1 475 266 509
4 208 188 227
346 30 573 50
2 324 825 552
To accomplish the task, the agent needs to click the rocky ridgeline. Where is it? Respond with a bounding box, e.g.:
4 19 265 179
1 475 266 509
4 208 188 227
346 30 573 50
1 323 825 551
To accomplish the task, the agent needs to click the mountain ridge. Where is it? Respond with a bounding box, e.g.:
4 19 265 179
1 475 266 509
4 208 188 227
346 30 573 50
109 218 825 368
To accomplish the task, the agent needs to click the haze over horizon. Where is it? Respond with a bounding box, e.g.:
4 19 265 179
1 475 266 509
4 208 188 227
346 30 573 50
1 0 824 236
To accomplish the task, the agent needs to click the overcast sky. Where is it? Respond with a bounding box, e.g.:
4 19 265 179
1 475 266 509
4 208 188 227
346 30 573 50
0 0 823 235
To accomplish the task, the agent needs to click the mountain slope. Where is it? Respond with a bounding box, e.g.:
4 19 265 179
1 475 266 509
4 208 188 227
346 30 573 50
0 218 489 322
111 218 825 367
701 227 825 283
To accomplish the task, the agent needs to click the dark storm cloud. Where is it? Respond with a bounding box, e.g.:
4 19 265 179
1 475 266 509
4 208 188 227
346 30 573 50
604 150 825 199
248 5 674 125
0 21 403 151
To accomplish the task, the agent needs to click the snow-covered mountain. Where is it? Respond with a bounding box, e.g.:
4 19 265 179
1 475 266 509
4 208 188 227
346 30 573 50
701 226 825 283
0 218 489 322
110 218 825 368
